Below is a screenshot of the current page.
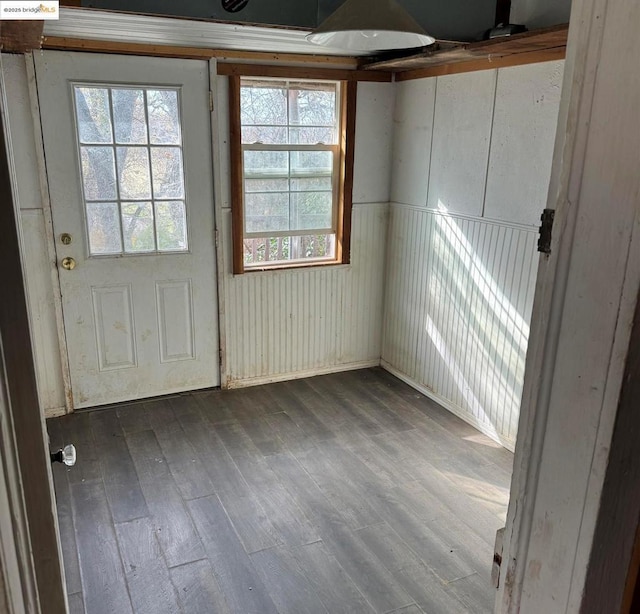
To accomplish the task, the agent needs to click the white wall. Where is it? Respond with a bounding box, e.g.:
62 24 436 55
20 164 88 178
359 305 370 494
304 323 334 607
3 54 67 417
215 78 394 386
383 61 564 449
510 0 572 29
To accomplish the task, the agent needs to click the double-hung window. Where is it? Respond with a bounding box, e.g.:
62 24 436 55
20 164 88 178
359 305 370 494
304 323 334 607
229 75 355 273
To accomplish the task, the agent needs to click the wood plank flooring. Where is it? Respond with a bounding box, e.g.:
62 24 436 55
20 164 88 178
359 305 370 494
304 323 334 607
48 367 513 614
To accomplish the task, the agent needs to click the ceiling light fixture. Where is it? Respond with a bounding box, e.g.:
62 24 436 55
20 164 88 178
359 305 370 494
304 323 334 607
307 0 435 52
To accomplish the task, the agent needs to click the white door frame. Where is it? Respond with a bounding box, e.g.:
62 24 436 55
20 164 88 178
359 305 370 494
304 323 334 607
25 54 74 414
0 69 67 613
209 58 229 390
496 0 640 611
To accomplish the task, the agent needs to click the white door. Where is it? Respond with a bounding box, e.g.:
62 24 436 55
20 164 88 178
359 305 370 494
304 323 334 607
35 51 220 408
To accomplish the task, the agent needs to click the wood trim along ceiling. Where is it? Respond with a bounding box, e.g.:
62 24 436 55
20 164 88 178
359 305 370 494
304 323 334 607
394 46 566 81
216 62 391 82
41 36 359 67
37 23 568 81
363 24 568 78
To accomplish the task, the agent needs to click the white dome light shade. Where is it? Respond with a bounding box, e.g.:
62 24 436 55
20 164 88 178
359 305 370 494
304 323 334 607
307 0 435 52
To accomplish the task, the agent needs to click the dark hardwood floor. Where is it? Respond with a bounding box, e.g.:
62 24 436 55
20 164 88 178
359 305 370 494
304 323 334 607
47 367 513 614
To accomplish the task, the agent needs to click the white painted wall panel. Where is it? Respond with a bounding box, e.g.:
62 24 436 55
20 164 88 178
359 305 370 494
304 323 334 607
223 203 387 386
3 55 42 211
385 62 562 447
427 70 497 216
19 211 66 415
4 55 67 417
352 82 395 204
485 61 564 226
390 78 436 206
383 205 539 448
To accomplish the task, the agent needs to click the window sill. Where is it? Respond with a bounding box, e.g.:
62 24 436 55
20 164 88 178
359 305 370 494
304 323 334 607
234 260 352 277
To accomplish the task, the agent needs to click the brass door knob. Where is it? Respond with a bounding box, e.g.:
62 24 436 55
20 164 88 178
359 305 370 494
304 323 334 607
61 257 76 270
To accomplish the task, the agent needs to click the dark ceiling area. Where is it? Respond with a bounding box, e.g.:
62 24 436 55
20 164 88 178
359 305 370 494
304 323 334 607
81 0 500 42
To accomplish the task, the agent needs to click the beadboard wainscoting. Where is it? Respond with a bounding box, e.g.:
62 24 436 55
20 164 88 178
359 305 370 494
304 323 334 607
382 204 539 450
223 202 388 387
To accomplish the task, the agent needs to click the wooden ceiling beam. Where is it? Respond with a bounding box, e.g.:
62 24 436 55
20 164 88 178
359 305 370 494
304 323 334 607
41 35 359 67
361 24 569 76
394 46 566 81
217 62 392 82
0 21 44 52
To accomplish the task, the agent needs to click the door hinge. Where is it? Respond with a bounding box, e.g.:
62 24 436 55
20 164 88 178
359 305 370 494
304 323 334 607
537 208 555 254
209 90 214 113
219 348 223 365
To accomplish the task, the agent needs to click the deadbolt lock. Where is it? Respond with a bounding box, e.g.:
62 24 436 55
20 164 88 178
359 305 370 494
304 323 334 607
60 233 72 245
61 257 76 271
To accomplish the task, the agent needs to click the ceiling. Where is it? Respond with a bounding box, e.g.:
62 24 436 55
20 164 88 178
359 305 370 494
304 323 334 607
81 0 500 42
74 0 573 54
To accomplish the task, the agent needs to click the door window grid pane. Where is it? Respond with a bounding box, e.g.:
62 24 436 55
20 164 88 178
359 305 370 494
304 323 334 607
73 85 188 256
239 78 339 267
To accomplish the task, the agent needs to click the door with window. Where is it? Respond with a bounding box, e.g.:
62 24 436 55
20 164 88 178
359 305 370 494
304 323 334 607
35 51 219 408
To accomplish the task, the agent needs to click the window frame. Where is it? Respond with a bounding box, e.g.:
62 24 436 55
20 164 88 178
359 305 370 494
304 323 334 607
229 74 356 274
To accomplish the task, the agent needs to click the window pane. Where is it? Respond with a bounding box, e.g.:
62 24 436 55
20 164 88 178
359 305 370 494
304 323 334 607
122 202 155 252
290 150 333 177
156 201 188 251
81 147 117 200
244 233 335 266
87 202 122 254
245 178 289 193
290 176 333 191
117 147 152 199
112 89 147 144
147 90 181 145
289 127 336 145
288 84 337 126
240 83 287 126
151 147 185 198
292 192 333 230
243 236 291 264
244 150 289 178
245 192 289 233
74 87 112 144
241 126 287 145
299 233 335 259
